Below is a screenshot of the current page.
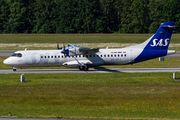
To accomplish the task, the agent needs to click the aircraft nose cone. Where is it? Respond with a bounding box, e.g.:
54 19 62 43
3 58 10 65
3 59 8 65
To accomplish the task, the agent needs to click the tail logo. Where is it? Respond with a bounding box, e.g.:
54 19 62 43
150 38 170 47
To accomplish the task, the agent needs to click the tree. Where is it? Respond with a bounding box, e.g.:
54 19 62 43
100 0 123 32
148 0 166 33
0 0 10 33
129 0 149 33
56 0 104 33
162 0 180 33
0 0 180 33
32 0 56 33
121 0 132 33
78 0 104 33
7 0 32 33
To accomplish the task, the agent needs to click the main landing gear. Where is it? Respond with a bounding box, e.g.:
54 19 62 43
78 65 89 71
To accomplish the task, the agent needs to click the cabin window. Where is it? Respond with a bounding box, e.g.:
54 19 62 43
58 56 60 58
111 55 113 57
55 56 56 58
79 55 81 58
41 56 43 58
86 55 88 57
62 56 63 58
121 54 123 57
48 56 50 58
51 56 53 58
93 55 95 57
45 56 46 58
90 55 92 57
114 54 116 57
118 54 120 57
108 55 109 57
100 55 102 57
125 54 126 57
104 55 106 57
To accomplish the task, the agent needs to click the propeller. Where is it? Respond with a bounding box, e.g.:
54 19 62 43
61 41 67 57
57 42 59 49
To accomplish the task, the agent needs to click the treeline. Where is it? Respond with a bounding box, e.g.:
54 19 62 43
0 0 180 33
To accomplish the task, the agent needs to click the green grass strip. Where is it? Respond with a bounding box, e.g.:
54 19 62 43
0 34 180 43
0 73 180 119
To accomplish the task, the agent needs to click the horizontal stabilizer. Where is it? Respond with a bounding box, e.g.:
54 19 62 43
161 25 176 28
167 50 176 55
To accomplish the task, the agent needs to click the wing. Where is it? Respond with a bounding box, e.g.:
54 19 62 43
79 47 99 54
62 44 99 56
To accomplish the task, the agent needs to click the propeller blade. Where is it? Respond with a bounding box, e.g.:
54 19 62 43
61 41 67 57
57 42 59 49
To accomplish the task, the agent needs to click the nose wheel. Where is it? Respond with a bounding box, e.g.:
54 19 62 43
13 67 17 71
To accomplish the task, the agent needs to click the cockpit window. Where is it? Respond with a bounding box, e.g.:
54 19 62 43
11 53 22 57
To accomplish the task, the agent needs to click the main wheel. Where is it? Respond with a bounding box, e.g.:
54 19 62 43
78 65 89 71
78 66 84 71
83 66 89 71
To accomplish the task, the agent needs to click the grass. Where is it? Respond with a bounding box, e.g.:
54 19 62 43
0 33 180 43
0 34 153 43
0 73 180 119
0 34 180 50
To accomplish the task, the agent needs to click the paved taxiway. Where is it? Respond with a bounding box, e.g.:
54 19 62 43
1 68 180 74
0 50 180 58
0 50 16 57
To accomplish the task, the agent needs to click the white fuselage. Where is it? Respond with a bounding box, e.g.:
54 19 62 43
4 48 139 68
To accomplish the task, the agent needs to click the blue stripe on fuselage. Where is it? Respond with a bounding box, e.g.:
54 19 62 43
134 49 167 63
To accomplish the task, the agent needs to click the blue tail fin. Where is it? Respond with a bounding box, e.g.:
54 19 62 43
134 21 175 63
145 21 175 50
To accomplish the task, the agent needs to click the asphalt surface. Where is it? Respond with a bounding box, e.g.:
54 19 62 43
0 50 180 58
0 50 16 57
1 68 180 74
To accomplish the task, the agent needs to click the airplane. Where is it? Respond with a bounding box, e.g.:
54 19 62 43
3 21 176 71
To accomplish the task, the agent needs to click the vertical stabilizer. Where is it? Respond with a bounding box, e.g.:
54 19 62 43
145 21 175 50
134 21 175 63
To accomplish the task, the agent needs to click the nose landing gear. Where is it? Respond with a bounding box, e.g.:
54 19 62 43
13 67 17 71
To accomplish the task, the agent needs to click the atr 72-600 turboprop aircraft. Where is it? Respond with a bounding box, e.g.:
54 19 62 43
3 21 176 71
